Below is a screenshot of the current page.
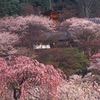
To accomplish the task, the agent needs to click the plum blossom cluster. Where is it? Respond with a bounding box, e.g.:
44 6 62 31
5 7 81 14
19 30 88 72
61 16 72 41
0 15 54 56
61 17 85 25
68 20 100 42
0 15 54 34
85 53 100 84
85 18 100 24
0 56 66 100
0 16 27 33
89 53 100 63
56 17 100 41
56 17 85 31
89 53 100 72
0 32 19 55
57 75 100 100
0 32 18 44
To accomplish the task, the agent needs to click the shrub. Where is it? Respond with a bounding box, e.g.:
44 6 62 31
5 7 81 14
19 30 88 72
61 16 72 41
36 48 89 77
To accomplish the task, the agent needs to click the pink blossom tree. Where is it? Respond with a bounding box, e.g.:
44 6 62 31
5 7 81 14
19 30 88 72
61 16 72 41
82 53 100 85
76 29 100 57
0 32 19 56
68 20 100 57
0 15 54 34
57 54 100 100
68 20 100 41
0 15 55 49
0 56 66 100
56 17 85 31
58 74 100 100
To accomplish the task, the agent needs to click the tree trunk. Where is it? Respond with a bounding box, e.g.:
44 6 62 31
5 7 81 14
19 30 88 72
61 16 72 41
13 87 21 100
78 0 93 18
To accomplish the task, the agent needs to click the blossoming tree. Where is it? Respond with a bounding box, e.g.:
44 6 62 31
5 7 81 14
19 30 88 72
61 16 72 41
0 32 19 56
0 56 66 100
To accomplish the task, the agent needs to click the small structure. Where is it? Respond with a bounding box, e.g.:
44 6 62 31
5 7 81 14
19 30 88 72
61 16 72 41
33 44 50 49
42 10 60 22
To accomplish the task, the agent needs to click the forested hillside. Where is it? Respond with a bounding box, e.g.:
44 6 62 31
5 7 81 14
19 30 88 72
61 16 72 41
0 0 100 18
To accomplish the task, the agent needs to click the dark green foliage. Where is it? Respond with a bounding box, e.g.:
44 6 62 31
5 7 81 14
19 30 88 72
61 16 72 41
0 0 99 18
28 0 49 11
0 0 27 17
36 48 89 77
0 0 77 17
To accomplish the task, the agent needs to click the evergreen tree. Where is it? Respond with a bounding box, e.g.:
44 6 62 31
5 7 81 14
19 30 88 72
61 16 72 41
0 0 28 17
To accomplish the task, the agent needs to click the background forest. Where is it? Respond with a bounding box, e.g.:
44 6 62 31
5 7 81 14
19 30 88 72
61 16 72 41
0 0 100 18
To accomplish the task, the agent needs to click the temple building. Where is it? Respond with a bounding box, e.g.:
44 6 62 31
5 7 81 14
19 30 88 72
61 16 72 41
42 10 60 22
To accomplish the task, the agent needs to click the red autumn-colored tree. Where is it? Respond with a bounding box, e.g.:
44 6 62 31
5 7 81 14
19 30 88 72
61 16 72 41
0 56 66 100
